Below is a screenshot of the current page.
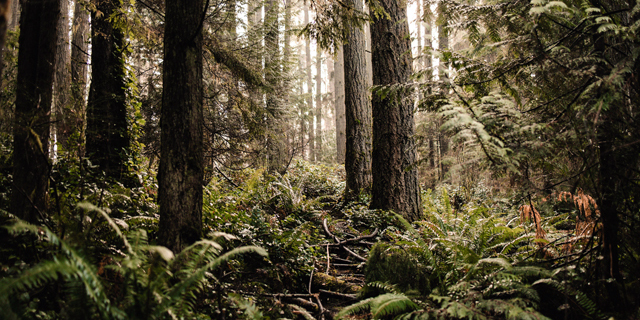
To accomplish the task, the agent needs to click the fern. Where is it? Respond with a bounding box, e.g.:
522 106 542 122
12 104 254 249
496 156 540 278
336 293 419 319
1 203 268 319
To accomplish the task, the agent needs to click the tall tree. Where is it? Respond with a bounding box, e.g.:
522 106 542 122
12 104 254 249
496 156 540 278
334 46 346 163
11 0 61 222
369 0 422 220
86 0 129 179
67 0 89 156
304 2 314 161
158 0 204 254
264 0 286 173
314 45 322 161
53 0 71 150
343 0 371 198
437 1 449 180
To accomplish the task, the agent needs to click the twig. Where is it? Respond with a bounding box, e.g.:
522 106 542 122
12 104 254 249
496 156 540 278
215 166 243 190
344 247 367 262
326 245 330 273
262 292 318 298
308 262 315 294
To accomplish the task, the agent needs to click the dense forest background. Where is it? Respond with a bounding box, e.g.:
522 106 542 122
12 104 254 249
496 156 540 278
1 0 639 318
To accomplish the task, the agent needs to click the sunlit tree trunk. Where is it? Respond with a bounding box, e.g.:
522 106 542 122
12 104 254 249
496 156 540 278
70 0 89 155
335 45 346 163
158 0 204 254
369 0 422 220
344 0 371 198
53 0 71 150
11 0 61 222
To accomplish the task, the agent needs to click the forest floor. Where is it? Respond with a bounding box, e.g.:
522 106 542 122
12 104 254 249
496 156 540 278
0 159 626 319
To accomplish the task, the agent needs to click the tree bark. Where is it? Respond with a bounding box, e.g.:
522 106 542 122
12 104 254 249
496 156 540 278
11 0 61 222
305 3 314 161
0 0 11 88
158 0 204 254
315 45 322 161
53 0 71 150
86 0 129 179
437 2 449 181
344 0 371 198
70 0 89 155
335 45 346 163
264 0 285 173
369 0 422 220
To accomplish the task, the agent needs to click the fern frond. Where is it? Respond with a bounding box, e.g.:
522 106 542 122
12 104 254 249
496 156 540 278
371 293 419 319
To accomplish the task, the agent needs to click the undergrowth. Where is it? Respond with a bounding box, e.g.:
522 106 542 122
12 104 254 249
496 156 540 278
0 158 617 319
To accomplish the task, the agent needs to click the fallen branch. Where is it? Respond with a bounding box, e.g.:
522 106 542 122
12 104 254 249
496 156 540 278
319 289 358 300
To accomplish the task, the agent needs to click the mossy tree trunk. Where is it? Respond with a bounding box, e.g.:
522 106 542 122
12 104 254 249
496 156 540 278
86 0 129 179
264 0 286 173
369 0 422 221
334 45 346 163
158 0 204 254
344 0 371 198
11 0 61 222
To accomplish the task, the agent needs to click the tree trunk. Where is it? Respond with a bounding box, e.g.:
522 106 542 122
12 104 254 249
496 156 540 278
305 3 314 161
344 0 371 198
53 0 71 150
437 2 449 181
11 0 61 222
158 0 204 254
369 0 422 220
335 45 346 163
0 0 11 88
315 45 322 161
70 0 89 155
86 0 129 179
264 0 285 173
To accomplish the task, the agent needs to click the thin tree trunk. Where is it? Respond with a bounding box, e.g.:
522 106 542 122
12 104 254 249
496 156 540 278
265 0 285 173
53 0 71 150
70 0 89 151
344 0 371 198
305 3 314 161
0 0 11 88
335 45 346 163
158 0 204 254
315 45 322 161
369 0 422 220
437 1 449 181
11 0 61 222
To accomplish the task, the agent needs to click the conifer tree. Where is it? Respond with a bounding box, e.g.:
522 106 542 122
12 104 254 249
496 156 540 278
369 0 422 220
11 0 61 222
158 0 205 253
344 0 371 198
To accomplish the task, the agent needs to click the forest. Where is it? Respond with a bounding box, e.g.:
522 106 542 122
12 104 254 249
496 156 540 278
0 0 639 318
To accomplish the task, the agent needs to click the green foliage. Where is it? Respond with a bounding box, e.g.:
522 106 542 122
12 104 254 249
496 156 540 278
0 203 267 319
337 293 419 319
345 185 602 319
